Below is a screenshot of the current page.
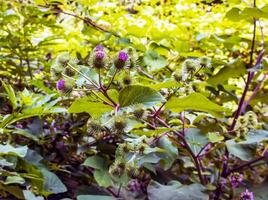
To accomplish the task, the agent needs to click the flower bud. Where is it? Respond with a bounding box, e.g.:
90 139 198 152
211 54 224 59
92 51 106 69
94 45 104 52
240 189 254 200
114 51 129 69
56 79 65 91
56 78 74 93
89 45 107 69
229 172 243 188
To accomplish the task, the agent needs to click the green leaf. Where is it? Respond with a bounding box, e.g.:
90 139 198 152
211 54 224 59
243 7 268 19
119 85 164 107
185 128 209 155
40 168 67 194
0 158 14 167
208 132 224 143
226 7 243 21
1 80 17 110
132 128 172 136
207 59 246 86
76 66 99 87
82 156 105 170
77 195 116 200
166 93 228 117
5 176 25 185
0 183 24 199
0 144 28 157
23 190 44 200
93 170 113 188
68 97 113 117
146 80 178 91
143 50 167 72
82 156 113 187
157 136 178 170
226 130 268 161
147 181 209 200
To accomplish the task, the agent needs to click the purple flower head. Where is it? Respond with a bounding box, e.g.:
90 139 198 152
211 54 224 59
94 45 104 52
56 79 65 90
95 51 106 60
240 189 254 200
229 173 243 188
118 51 128 62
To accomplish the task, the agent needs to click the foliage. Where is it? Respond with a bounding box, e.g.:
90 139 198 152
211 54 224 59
1 0 268 199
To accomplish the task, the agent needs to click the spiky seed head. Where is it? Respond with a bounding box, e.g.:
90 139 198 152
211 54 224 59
183 59 198 72
123 75 132 85
172 70 182 82
133 107 146 119
64 67 76 77
109 165 121 177
126 47 138 69
199 56 211 68
113 116 127 132
136 143 147 153
87 119 103 136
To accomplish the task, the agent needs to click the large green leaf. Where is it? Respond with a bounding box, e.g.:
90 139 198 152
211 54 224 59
1 81 17 110
207 59 246 86
147 181 209 200
0 144 28 157
185 128 209 155
166 93 228 117
82 155 106 170
143 50 167 72
68 97 113 117
23 190 44 200
40 168 67 194
93 170 113 188
82 156 113 187
77 195 116 200
226 130 268 161
119 85 164 107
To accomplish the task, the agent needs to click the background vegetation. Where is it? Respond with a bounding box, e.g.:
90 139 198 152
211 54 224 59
0 0 268 199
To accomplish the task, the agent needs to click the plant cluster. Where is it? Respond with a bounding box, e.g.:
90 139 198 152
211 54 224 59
0 0 268 200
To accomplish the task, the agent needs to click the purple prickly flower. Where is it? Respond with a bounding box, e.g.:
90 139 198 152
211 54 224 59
94 45 104 52
118 51 128 61
56 79 65 90
95 51 105 60
240 189 254 200
229 172 243 188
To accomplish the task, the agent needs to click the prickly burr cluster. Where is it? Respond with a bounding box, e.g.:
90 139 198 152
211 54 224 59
235 111 258 137
86 119 120 143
